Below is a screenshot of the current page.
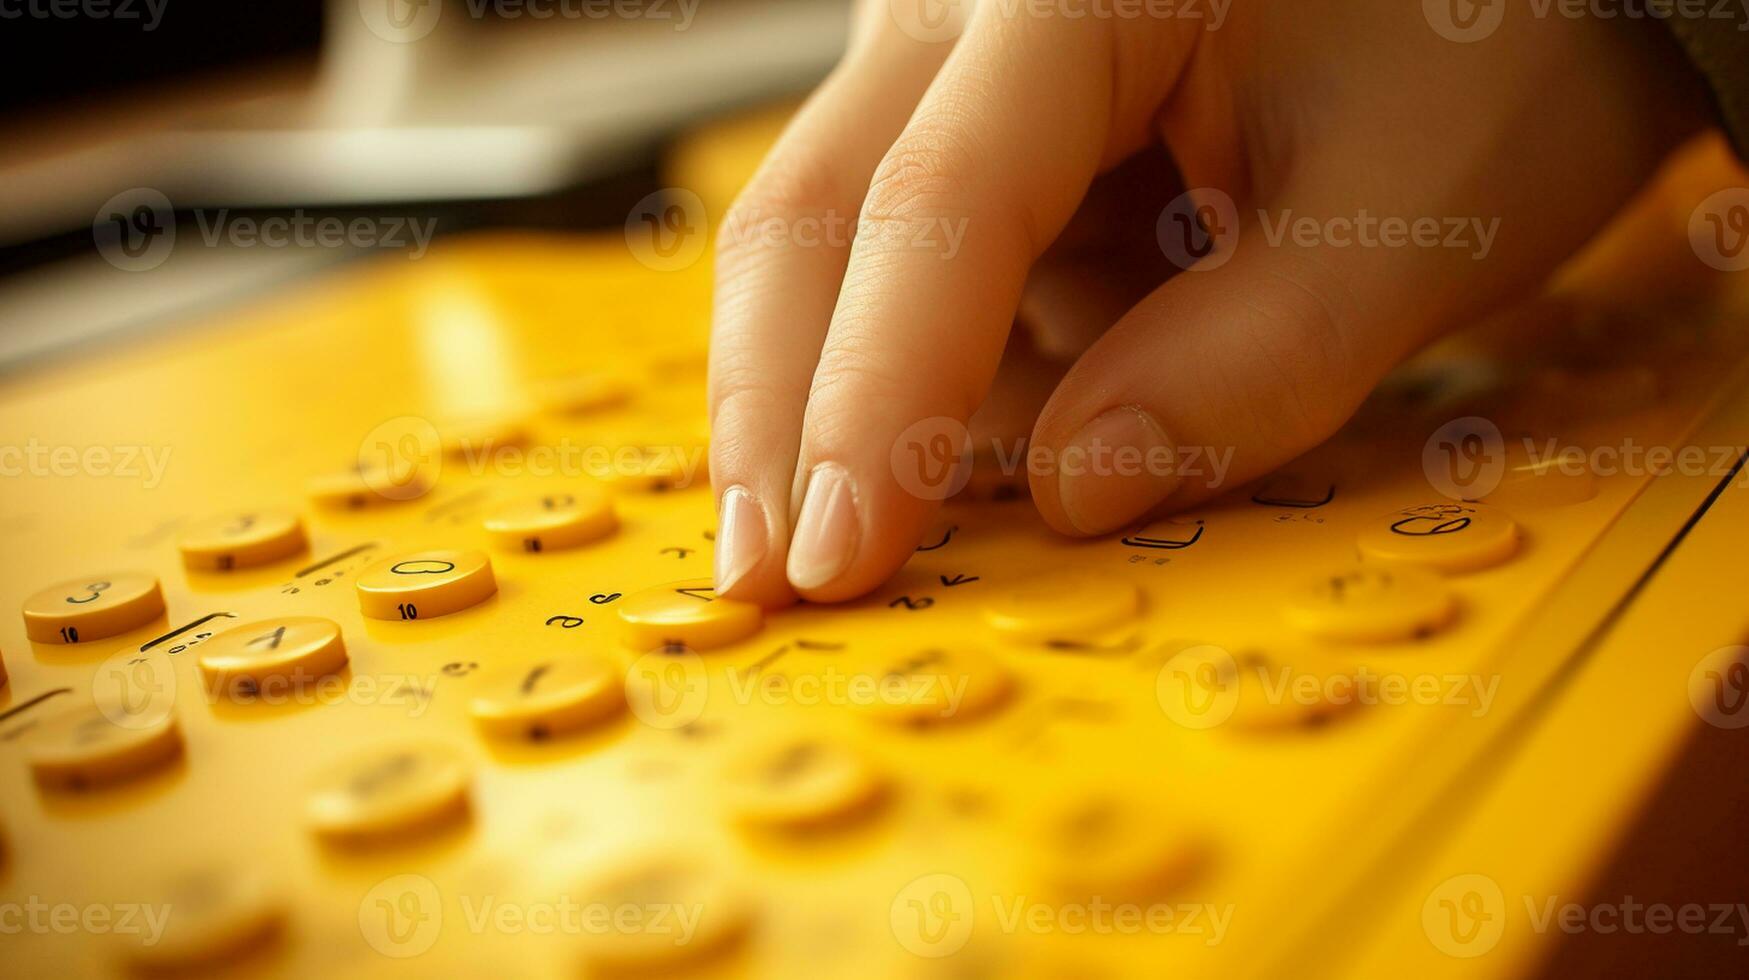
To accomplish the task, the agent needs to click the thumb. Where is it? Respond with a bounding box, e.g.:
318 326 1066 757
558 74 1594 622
1027 190 1443 535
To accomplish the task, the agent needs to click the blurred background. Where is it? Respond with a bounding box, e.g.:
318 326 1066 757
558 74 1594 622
0 0 845 365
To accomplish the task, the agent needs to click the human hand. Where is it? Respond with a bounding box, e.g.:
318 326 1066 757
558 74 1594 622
708 0 1703 605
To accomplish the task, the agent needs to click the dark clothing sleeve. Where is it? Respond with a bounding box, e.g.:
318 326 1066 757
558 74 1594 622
1662 6 1749 157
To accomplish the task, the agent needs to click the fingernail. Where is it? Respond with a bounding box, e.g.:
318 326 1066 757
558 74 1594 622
1057 405 1181 535
715 485 766 594
786 463 860 591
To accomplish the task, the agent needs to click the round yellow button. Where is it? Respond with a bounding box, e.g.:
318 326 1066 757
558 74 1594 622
616 579 762 650
124 865 285 970
305 741 471 839
724 736 885 830
482 491 617 553
356 550 497 621
438 415 529 458
1358 502 1519 573
307 467 432 508
980 572 1141 642
198 617 349 696
1483 444 1597 508
1157 645 1359 732
23 572 165 644
532 372 632 415
28 703 183 789
469 656 624 739
1033 797 1207 901
178 511 307 571
859 647 1013 726
572 856 749 970
1283 566 1457 643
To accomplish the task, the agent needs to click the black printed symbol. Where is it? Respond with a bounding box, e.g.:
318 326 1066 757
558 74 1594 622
546 616 585 629
441 661 478 676
662 547 694 559
675 586 715 601
520 664 552 695
391 559 455 575
589 593 622 605
939 574 979 587
888 596 934 611
1390 514 1472 537
66 581 112 605
1122 520 1204 551
249 626 287 650
916 525 958 552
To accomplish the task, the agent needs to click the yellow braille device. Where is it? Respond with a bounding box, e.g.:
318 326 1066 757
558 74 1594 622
2 109 1748 978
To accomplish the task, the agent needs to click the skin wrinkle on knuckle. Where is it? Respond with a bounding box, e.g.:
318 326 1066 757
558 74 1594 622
862 129 984 229
718 156 855 256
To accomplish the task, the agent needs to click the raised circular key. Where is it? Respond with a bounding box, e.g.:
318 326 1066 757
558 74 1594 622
725 736 885 830
1357 502 1519 573
438 415 529 458
532 372 632 415
1157 645 1360 732
356 550 496 621
198 617 348 696
305 741 471 839
28 703 183 788
306 467 433 508
859 647 1013 726
469 656 624 739
23 572 164 644
124 865 285 970
1483 443 1598 508
607 446 702 491
482 491 617 553
572 856 750 970
1032 796 1208 901
1283 566 1457 643
980 572 1141 641
617 579 761 650
178 511 307 571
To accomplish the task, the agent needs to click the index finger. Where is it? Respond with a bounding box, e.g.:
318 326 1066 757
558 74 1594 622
783 13 1127 600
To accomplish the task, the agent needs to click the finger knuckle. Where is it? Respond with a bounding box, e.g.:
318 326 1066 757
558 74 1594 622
863 131 980 226
718 157 850 257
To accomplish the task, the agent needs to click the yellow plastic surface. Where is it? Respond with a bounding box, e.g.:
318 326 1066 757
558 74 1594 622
1 115 1747 979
